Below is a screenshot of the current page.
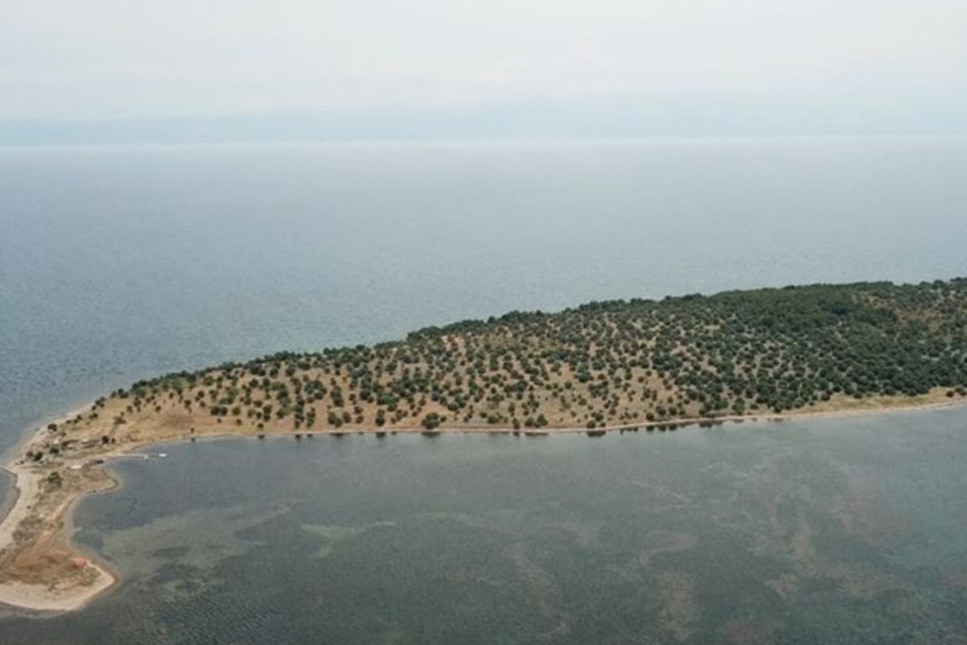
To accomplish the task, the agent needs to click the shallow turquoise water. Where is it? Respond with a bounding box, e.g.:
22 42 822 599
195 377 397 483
2 408 967 643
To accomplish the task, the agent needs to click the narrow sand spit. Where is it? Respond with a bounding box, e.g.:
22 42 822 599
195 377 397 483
0 569 115 612
0 405 121 613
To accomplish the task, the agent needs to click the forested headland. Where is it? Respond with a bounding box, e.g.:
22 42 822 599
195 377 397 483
57 278 967 444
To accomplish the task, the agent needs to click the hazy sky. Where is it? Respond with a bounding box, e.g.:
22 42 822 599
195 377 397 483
2 0 965 134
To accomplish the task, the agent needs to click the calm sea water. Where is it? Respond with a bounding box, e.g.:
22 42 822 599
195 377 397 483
2 138 967 642
1 411 967 643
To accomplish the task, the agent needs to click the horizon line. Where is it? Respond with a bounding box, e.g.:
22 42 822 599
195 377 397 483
3 133 967 149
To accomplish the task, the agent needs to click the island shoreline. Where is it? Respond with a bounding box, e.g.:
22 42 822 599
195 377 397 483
0 403 124 615
2 392 966 615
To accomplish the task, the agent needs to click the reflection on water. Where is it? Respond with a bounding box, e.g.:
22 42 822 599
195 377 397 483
3 408 967 644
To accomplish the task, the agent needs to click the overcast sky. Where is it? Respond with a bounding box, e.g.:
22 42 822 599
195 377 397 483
2 0 965 135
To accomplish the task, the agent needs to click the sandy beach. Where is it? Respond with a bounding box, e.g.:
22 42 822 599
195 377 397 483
0 404 122 613
0 459 117 612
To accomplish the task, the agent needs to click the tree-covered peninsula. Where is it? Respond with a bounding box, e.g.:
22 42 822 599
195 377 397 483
5 278 967 610
74 278 967 441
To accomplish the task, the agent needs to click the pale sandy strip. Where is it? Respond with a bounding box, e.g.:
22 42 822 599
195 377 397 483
0 413 119 613
0 564 115 612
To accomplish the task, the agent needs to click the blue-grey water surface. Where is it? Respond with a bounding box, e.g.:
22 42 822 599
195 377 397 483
2 412 967 643
2 138 967 643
